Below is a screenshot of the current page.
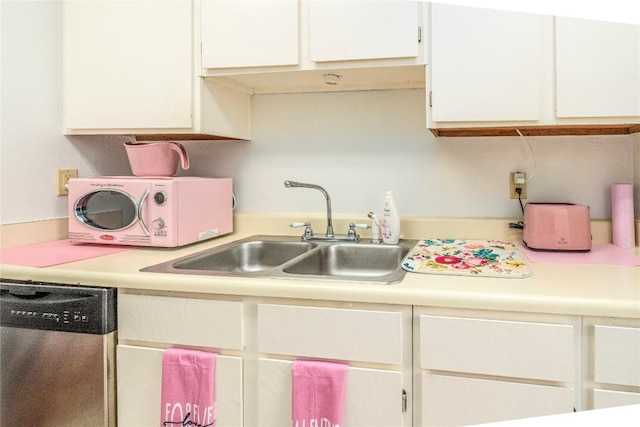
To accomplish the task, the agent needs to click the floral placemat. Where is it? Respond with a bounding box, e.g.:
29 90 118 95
402 239 532 278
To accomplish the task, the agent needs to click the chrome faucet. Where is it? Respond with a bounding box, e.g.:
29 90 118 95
284 180 335 238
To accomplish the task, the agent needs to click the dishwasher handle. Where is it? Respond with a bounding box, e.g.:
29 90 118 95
0 284 116 334
1 289 94 305
3 289 51 298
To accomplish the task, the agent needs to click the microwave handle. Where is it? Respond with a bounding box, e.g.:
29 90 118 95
138 189 150 236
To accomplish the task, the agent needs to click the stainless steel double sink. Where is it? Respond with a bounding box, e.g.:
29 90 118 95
142 235 417 284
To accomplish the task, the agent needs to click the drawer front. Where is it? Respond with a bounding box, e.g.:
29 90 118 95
258 304 403 364
593 389 640 409
259 358 403 427
118 294 243 349
419 315 574 382
420 373 574 426
594 325 640 387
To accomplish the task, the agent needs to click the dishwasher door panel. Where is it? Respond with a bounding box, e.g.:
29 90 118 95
1 327 116 427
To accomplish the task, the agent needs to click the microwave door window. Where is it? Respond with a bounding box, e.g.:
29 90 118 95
74 190 138 231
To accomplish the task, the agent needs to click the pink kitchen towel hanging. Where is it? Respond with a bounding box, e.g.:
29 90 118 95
161 348 217 427
292 360 348 427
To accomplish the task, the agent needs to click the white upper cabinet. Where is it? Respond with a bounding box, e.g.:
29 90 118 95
429 3 546 124
427 3 640 134
309 0 419 62
556 17 640 119
63 0 251 139
63 0 193 130
202 0 425 94
201 0 299 69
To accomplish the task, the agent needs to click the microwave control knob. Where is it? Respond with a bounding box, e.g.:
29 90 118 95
153 191 166 205
152 218 165 230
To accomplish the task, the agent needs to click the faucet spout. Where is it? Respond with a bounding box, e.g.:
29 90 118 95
284 180 334 237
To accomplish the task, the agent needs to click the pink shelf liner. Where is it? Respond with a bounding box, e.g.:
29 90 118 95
0 239 130 267
518 242 640 266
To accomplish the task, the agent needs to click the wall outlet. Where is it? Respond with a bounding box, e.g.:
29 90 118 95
56 168 78 196
509 172 527 199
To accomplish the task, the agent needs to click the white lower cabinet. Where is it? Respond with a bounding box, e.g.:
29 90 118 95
116 293 245 426
414 308 578 426
586 317 640 410
116 292 638 426
253 302 412 427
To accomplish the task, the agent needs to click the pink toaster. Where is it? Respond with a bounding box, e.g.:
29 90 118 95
523 203 592 252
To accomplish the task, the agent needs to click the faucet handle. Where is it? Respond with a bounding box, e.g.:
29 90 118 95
290 222 313 240
347 223 368 241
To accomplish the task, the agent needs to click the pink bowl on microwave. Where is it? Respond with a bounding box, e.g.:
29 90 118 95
124 141 190 176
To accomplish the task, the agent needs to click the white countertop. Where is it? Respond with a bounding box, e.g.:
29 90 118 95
2 230 639 319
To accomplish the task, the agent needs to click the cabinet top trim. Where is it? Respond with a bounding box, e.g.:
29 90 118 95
430 124 640 138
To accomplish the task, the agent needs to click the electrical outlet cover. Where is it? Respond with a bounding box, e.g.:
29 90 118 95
56 168 78 196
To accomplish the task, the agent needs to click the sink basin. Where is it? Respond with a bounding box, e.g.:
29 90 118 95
173 239 316 273
282 244 410 280
142 235 417 284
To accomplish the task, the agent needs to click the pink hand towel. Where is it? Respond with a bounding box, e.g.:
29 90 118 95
161 348 217 427
292 360 348 427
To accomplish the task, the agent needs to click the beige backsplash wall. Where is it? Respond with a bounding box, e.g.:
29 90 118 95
0 215 623 251
1 2 638 251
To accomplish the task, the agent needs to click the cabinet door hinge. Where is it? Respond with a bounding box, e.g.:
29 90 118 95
418 26 422 43
429 91 433 108
402 389 408 413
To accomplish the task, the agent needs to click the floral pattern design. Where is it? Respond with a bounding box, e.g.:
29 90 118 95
402 239 532 278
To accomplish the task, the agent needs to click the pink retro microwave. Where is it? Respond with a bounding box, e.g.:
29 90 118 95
68 177 233 247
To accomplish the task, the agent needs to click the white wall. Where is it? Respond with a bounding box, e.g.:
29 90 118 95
1 1 638 226
0 1 130 225
183 90 636 220
635 133 640 210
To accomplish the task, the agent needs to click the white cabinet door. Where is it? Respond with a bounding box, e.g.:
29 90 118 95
419 374 574 426
201 0 299 69
116 345 243 427
63 0 193 130
309 0 420 62
258 358 404 427
429 3 545 123
594 325 640 388
556 17 640 118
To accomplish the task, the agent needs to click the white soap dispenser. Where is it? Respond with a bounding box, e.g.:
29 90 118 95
381 191 400 244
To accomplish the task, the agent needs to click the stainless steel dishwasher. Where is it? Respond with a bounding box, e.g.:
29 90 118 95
0 280 117 427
